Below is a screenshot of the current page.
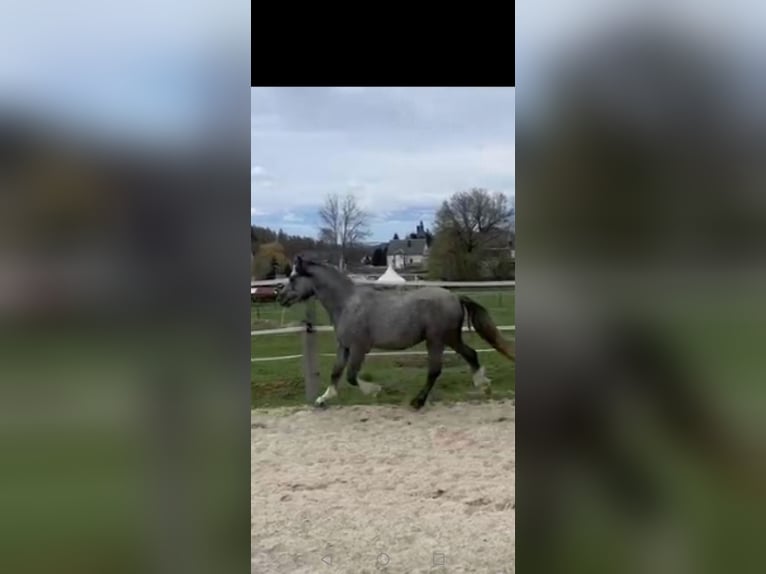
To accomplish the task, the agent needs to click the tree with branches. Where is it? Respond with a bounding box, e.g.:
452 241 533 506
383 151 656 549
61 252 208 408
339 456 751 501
318 192 371 270
429 188 514 280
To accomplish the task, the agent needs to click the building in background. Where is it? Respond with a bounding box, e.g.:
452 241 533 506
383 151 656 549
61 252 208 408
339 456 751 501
385 221 431 269
387 237 429 269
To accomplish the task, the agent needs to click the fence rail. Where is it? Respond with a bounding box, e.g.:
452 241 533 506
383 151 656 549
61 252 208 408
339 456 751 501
252 347 505 363
252 325 515 336
252 278 515 289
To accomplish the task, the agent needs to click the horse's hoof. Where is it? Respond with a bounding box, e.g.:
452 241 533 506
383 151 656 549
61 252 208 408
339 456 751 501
472 366 492 388
409 397 425 410
357 380 381 397
314 399 327 409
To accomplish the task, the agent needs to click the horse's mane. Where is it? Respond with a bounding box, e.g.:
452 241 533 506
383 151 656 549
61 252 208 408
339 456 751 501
298 255 326 268
298 256 354 289
298 256 335 274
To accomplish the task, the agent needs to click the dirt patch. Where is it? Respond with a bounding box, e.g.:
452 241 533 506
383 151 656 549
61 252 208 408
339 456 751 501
252 402 515 573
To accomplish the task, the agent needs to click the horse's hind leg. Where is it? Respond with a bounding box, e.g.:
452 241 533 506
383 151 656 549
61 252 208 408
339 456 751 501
346 345 380 397
452 337 491 391
316 345 349 407
411 340 444 410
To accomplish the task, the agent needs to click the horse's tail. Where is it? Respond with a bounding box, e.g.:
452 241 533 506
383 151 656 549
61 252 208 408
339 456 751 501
459 295 515 361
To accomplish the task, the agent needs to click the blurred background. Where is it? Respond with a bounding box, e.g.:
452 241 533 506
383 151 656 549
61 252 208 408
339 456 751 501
0 2 250 573
516 1 766 573
6 0 766 572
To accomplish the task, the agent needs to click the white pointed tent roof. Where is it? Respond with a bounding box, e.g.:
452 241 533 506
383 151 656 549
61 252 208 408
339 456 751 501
376 264 406 284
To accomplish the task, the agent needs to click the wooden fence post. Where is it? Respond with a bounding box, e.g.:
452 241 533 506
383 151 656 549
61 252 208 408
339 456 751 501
302 299 320 404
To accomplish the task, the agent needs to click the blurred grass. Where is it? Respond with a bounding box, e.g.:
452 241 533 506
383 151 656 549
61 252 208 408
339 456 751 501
0 326 247 574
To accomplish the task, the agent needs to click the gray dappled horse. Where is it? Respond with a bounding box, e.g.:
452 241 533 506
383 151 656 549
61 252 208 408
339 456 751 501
276 255 514 409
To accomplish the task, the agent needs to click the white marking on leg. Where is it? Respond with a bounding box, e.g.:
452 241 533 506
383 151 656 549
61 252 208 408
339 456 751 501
357 379 381 396
472 366 491 388
315 384 338 406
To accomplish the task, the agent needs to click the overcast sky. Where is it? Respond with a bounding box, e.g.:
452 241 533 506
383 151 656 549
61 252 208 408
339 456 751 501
251 87 515 242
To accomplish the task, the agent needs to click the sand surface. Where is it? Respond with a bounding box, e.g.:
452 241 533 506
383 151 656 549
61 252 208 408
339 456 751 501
251 401 515 573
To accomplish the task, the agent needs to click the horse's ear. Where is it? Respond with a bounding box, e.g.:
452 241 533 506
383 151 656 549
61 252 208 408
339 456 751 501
292 255 305 276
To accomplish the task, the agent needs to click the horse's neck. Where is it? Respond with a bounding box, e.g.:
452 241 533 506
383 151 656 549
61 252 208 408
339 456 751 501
311 268 354 325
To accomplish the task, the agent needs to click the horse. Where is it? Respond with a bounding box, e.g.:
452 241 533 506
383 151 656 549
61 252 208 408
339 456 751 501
275 255 515 409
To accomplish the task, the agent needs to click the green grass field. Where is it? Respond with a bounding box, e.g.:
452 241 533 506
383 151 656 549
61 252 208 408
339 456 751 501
251 289 515 409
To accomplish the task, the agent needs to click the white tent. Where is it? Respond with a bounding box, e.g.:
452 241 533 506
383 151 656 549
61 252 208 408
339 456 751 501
376 264 406 284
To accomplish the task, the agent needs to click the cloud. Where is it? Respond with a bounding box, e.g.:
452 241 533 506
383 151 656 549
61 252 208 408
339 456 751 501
281 212 302 222
251 207 268 216
251 164 274 188
251 87 515 236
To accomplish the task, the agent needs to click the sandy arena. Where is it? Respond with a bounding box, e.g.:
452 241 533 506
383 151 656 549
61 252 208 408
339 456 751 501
251 401 515 573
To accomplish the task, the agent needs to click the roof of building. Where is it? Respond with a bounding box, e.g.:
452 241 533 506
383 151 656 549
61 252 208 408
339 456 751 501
388 238 427 256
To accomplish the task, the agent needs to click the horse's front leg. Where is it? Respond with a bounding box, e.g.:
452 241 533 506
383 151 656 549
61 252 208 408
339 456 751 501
316 345 349 407
346 345 380 397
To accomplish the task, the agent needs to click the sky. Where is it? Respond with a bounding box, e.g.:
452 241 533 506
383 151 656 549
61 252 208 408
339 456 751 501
1 0 249 149
251 87 515 243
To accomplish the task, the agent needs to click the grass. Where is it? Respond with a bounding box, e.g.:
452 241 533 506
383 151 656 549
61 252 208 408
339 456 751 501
251 288 515 409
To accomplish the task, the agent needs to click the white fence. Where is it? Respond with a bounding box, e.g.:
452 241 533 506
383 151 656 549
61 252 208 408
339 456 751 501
251 279 514 404
252 325 515 337
252 278 515 289
252 346 512 363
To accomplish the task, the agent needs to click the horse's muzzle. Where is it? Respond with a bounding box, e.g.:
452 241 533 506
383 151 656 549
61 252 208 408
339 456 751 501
274 284 293 307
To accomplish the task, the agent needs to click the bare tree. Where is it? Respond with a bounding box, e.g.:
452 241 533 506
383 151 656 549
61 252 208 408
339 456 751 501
318 192 371 270
318 194 341 245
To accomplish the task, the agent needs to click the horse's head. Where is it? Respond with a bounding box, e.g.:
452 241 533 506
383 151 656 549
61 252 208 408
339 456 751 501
276 272 315 307
277 254 347 306
289 254 311 278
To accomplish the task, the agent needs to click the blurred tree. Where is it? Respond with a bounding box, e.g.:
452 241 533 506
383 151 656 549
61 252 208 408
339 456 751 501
264 256 279 279
429 188 513 280
250 225 258 255
371 245 388 266
253 242 289 279
428 231 481 280
251 225 330 260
